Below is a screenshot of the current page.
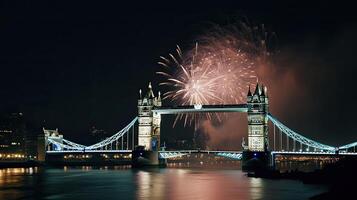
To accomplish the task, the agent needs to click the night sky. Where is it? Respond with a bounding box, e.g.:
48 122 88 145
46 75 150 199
1 1 356 147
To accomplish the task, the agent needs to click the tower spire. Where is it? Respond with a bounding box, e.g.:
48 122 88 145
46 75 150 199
247 85 252 96
254 83 260 95
146 82 155 98
260 84 265 96
264 86 268 97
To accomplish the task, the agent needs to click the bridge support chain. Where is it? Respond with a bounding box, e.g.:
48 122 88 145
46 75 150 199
268 114 336 152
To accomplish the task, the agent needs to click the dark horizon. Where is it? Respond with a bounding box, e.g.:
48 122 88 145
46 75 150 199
1 1 357 147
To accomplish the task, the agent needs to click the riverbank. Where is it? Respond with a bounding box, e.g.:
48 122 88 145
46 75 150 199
0 160 43 168
248 157 357 199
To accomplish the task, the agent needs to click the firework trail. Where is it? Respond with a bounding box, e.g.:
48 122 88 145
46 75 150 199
157 22 273 128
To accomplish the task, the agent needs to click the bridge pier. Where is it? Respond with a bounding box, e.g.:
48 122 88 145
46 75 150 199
132 147 166 167
242 151 271 171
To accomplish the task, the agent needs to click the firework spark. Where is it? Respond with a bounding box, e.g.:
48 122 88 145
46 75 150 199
157 22 272 128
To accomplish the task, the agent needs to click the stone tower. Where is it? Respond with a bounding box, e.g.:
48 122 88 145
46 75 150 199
247 83 269 152
137 82 162 151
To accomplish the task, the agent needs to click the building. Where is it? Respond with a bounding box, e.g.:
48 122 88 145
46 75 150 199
247 84 269 152
0 113 26 152
0 113 47 162
137 82 162 151
0 113 26 158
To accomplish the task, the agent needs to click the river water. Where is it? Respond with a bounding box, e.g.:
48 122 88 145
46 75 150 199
0 166 327 200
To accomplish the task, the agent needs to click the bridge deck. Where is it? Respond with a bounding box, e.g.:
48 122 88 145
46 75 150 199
152 104 247 114
46 150 132 154
272 151 357 156
46 150 242 154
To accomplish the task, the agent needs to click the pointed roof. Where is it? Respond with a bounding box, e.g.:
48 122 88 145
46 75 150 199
260 84 265 96
264 86 268 97
145 82 155 99
158 91 161 101
247 85 252 96
253 83 260 96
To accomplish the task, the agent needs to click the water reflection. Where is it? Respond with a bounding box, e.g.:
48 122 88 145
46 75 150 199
0 166 327 200
0 167 42 200
249 178 263 199
135 168 328 200
136 170 165 200
0 167 38 185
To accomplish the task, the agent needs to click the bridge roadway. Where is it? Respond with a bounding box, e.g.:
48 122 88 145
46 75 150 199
46 150 242 154
46 150 132 154
46 149 357 160
152 104 247 114
46 150 357 160
46 150 244 160
46 150 243 155
271 151 357 156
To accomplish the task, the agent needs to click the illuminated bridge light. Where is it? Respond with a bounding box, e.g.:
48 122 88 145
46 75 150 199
194 104 202 109
159 152 189 159
216 152 242 160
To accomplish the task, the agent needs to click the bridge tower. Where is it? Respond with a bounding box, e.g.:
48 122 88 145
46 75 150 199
137 82 162 151
133 82 164 167
243 83 270 171
247 84 269 151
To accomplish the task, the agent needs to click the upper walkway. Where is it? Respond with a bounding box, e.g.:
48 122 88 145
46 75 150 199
152 104 247 114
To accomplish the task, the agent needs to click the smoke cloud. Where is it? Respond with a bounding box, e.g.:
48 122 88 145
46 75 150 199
198 56 307 150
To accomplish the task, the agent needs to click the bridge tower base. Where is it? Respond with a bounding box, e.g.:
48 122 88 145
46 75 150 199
242 151 271 171
132 147 166 168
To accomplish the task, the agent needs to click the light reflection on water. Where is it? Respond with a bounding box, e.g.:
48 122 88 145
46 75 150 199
249 178 263 200
0 166 327 200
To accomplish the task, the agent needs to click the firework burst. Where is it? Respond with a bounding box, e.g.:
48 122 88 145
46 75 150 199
157 22 273 128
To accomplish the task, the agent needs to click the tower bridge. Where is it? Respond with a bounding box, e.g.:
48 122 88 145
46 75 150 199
44 83 357 168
